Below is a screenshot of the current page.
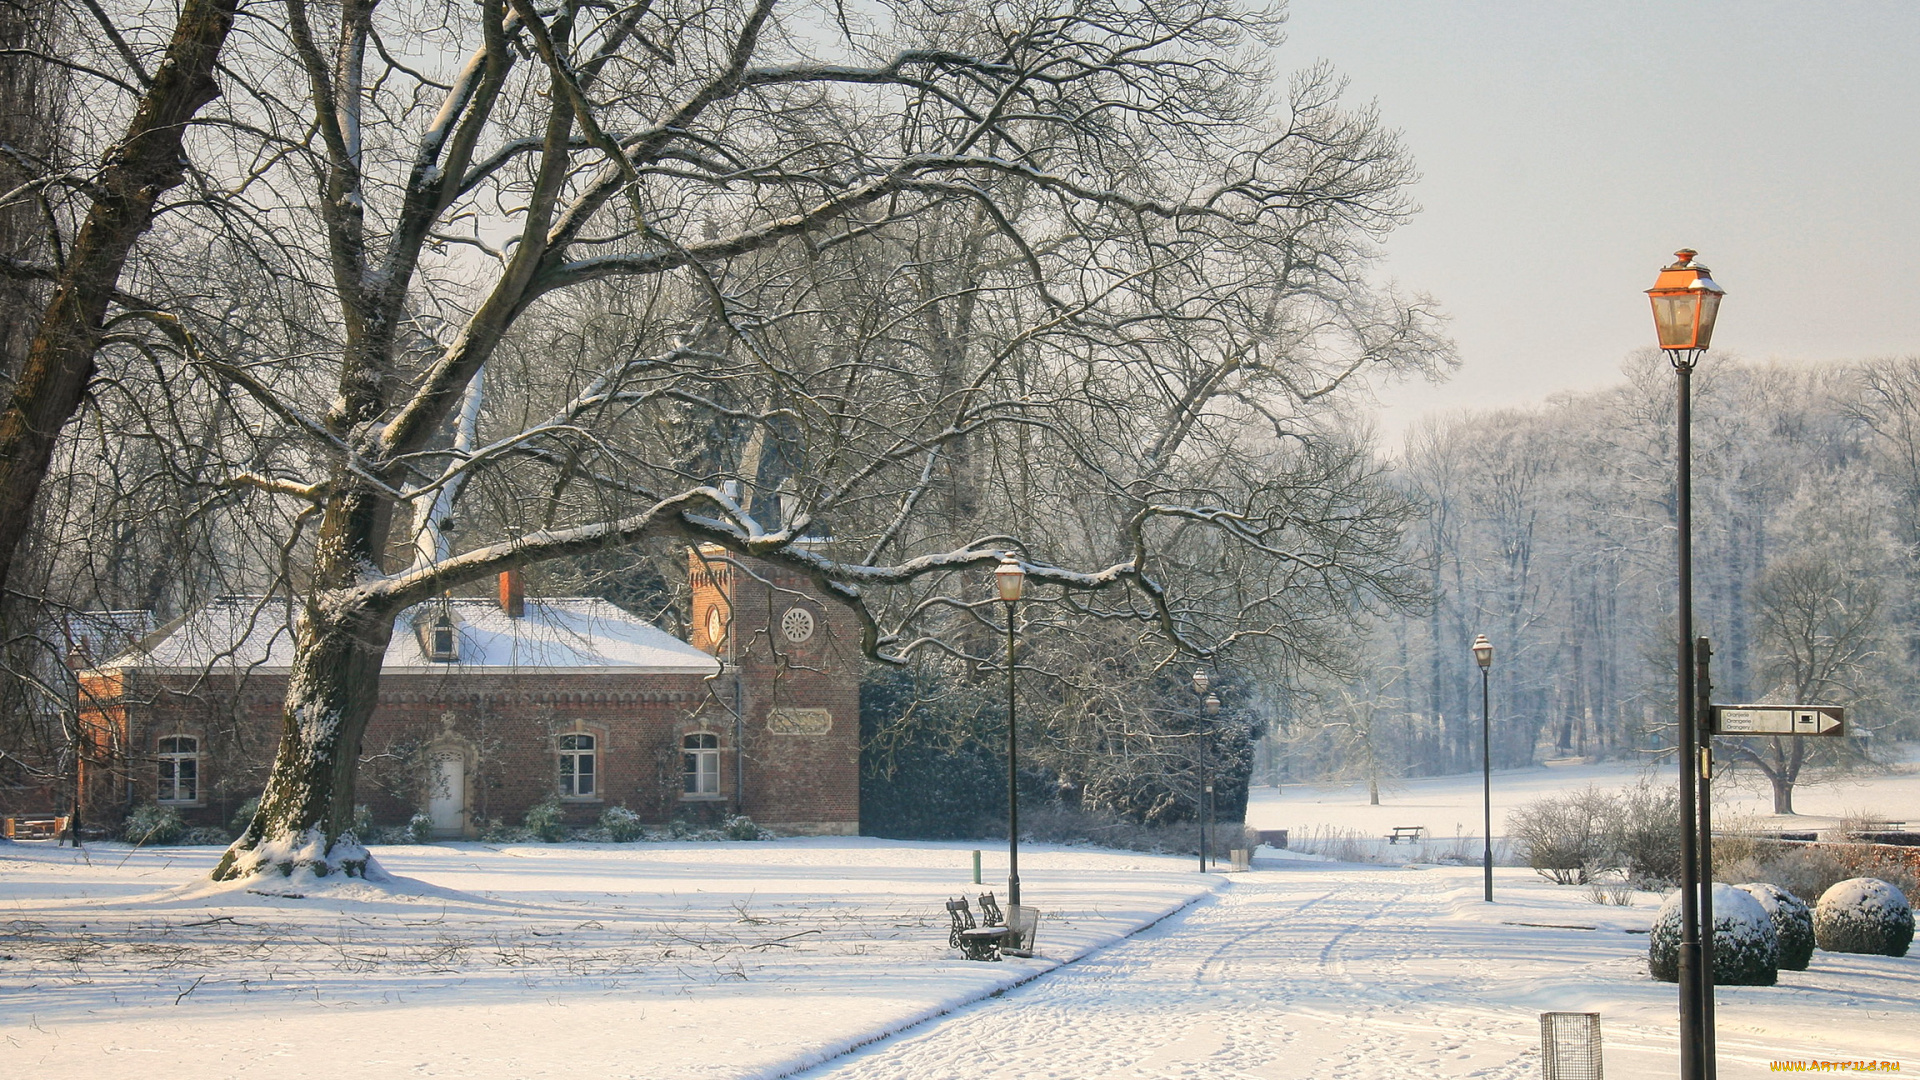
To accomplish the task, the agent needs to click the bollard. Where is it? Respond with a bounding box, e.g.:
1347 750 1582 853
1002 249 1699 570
1540 1012 1603 1080
972 849 981 885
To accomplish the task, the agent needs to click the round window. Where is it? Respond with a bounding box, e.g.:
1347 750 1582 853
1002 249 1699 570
780 606 815 644
705 605 725 646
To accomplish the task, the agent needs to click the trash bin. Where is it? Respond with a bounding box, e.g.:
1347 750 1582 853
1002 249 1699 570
1539 1012 1602 1080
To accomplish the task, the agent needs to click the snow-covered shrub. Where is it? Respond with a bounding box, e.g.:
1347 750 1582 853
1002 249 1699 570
181 826 233 845
522 798 570 842
477 816 533 843
1647 883 1779 985
228 796 260 837
348 803 376 839
723 814 769 841
1814 877 1914 958
122 803 185 846
600 806 644 842
408 811 434 843
1738 882 1815 970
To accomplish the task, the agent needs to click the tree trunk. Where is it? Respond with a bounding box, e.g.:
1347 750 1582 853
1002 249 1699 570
213 601 395 880
1770 770 1794 815
1368 778 1379 805
0 0 238 592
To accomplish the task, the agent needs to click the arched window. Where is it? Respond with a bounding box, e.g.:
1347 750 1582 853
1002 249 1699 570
156 735 199 804
558 733 596 798
683 733 720 796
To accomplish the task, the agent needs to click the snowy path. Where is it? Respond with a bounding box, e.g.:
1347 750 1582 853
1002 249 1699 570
798 862 1548 1080
797 861 1918 1080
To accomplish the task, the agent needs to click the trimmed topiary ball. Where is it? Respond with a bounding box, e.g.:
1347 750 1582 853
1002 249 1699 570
1738 882 1815 971
1648 883 1779 985
1814 877 1914 958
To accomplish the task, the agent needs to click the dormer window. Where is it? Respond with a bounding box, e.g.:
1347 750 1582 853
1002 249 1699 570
418 609 459 662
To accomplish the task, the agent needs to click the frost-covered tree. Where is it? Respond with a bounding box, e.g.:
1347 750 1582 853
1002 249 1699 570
43 0 1444 879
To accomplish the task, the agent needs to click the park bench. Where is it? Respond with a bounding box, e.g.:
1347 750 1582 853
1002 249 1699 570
1386 825 1424 845
2 815 70 840
947 895 1008 961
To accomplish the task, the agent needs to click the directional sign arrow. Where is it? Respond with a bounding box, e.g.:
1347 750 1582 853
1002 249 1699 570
1709 705 1845 737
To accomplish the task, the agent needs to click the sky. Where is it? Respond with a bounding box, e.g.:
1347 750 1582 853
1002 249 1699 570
1277 2 1920 446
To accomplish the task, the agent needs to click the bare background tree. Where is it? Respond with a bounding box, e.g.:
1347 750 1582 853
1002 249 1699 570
1322 355 1916 811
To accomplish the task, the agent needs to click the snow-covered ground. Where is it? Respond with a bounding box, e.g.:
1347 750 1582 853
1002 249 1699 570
1249 743 1920 861
3 749 1915 1079
0 839 1212 1079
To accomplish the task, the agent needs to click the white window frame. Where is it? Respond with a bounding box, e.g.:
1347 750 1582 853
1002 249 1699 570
682 733 721 797
557 733 597 799
156 735 200 804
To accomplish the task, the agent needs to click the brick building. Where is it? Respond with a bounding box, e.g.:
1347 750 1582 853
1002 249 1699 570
77 549 860 836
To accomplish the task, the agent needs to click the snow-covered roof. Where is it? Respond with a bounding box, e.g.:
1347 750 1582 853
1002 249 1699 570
103 596 720 676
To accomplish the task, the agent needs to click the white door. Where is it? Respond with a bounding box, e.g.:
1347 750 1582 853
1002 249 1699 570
428 751 465 837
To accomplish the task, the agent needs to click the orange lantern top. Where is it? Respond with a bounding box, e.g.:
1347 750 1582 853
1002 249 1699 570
1645 248 1725 351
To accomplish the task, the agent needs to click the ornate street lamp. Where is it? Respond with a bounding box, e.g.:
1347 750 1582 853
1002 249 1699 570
1472 634 1493 902
1187 670 1211 871
1646 249 1724 352
1648 248 1725 1080
995 554 1026 906
1204 691 1220 870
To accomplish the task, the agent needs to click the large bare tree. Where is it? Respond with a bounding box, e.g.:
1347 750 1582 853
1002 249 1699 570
53 0 1444 879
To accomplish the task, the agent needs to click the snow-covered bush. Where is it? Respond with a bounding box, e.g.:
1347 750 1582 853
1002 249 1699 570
723 814 769 841
600 806 645 843
1648 883 1778 985
408 811 434 843
182 826 233 845
1737 882 1815 970
121 803 185 846
522 798 570 842
1814 877 1914 958
478 816 533 843
348 803 376 839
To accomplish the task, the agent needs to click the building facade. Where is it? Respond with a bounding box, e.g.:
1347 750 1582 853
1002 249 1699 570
78 551 860 837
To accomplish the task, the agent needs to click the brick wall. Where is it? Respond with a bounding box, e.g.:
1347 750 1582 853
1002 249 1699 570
79 550 862 836
691 545 861 834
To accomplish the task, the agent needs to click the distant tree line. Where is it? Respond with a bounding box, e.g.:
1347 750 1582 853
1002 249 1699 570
1279 353 1920 813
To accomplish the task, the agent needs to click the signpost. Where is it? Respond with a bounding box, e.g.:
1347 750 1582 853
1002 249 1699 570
1708 705 1844 738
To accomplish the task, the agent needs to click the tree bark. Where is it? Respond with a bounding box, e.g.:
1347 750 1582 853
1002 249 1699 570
0 0 238 593
213 600 395 880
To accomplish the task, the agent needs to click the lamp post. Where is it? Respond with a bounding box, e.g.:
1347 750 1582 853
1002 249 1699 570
1647 248 1724 1080
1190 670 1210 871
995 554 1026 906
1472 634 1493 902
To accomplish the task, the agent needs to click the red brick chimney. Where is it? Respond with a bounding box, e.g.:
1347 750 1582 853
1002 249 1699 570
499 568 525 617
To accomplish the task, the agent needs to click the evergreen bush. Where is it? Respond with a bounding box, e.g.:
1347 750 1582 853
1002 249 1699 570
1648 883 1778 985
407 811 434 843
229 796 260 837
1814 877 1914 957
600 805 645 842
522 797 570 842
1738 882 1815 970
722 814 768 840
122 804 186 846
